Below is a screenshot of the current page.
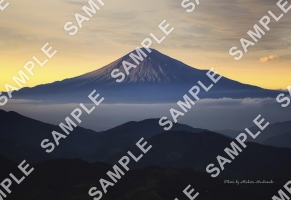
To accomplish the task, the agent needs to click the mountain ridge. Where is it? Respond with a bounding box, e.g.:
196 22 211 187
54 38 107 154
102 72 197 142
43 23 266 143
0 109 207 163
216 120 291 144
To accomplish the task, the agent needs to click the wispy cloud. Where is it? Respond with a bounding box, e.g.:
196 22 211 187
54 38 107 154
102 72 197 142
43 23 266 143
259 55 279 63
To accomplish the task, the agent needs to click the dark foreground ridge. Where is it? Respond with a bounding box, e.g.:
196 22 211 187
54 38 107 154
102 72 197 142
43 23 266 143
0 154 287 200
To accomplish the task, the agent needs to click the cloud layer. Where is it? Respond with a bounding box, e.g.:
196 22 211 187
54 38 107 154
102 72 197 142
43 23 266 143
3 98 291 131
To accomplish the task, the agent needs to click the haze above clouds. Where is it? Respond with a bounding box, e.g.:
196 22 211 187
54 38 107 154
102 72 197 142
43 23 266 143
3 98 291 131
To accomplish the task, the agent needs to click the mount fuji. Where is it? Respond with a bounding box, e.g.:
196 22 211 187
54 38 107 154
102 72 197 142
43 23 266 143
10 48 279 103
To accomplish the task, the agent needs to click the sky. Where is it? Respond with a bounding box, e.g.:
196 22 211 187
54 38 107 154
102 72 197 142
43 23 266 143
0 0 291 91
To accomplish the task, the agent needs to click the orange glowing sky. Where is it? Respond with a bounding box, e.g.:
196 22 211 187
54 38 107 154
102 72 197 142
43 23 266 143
0 0 291 91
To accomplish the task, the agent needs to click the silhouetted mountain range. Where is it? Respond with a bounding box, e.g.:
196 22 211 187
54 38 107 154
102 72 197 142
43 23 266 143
0 109 206 163
1 110 291 182
9 48 281 103
108 130 291 180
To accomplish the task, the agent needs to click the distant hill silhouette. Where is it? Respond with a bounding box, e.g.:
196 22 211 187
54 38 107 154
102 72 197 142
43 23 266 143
0 110 206 163
263 132 291 148
7 48 281 103
216 120 291 144
0 109 99 162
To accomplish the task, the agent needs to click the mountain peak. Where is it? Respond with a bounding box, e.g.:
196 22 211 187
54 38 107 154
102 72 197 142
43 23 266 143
77 48 203 85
